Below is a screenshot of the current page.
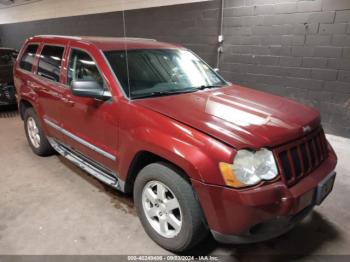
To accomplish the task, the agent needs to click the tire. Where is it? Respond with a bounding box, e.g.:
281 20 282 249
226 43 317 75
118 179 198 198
24 107 55 156
134 162 208 252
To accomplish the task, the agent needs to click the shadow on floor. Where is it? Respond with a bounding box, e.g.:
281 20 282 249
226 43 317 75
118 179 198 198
0 105 18 118
188 211 341 261
57 156 136 215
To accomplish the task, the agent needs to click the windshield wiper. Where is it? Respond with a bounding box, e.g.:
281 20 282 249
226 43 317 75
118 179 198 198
196 85 223 90
132 88 197 99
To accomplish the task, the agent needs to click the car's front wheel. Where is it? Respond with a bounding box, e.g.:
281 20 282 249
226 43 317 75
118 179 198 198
134 163 208 252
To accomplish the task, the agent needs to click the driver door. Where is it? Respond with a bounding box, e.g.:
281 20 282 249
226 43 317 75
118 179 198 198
60 46 118 171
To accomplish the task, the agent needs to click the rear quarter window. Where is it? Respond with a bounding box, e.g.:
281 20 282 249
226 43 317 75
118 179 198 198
19 44 38 72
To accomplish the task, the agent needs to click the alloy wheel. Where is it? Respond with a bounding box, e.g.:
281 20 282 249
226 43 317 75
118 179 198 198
142 180 182 238
27 117 41 148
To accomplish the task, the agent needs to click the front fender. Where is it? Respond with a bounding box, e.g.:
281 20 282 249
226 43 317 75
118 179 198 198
133 127 217 181
118 101 234 186
118 125 233 186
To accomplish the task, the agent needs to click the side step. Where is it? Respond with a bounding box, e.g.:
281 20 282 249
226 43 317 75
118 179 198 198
48 138 124 191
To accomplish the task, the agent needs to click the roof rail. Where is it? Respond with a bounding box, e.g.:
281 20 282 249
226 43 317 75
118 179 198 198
123 37 157 42
35 35 82 40
34 35 157 42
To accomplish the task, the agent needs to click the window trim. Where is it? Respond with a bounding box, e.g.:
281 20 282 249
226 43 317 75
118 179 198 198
18 43 40 73
36 43 66 84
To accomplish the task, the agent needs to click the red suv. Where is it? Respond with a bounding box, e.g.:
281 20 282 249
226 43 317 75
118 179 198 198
14 35 337 252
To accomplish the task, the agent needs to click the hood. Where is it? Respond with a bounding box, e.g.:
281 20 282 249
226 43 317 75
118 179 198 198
134 85 320 149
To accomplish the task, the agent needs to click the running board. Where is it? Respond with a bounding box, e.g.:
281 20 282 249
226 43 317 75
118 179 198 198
48 137 125 192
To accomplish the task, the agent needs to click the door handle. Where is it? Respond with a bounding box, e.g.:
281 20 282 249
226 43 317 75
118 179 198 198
61 97 75 106
27 80 46 92
27 80 36 89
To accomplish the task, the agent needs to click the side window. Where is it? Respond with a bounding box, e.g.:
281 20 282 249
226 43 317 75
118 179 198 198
68 49 104 88
37 45 64 82
19 44 38 72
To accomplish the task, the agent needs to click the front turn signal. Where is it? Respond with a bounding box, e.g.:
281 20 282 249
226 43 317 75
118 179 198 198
219 162 245 188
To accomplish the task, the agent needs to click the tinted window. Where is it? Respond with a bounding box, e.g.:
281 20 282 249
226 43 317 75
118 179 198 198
104 49 225 99
68 49 103 87
38 45 64 82
19 45 38 72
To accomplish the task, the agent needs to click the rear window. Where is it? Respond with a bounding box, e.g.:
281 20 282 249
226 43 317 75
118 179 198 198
19 44 38 72
37 45 65 82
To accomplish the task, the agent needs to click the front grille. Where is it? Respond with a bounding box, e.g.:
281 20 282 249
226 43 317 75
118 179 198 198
274 128 328 186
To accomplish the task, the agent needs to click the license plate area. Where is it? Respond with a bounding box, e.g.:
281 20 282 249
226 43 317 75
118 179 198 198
315 172 336 205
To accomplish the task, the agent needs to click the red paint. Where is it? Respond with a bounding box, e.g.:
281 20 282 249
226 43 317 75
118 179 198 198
14 36 337 238
192 152 336 235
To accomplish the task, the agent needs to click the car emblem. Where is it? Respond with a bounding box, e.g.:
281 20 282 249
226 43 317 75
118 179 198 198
302 125 312 133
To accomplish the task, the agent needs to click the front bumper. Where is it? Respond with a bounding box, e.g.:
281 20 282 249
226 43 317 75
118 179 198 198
192 152 337 244
211 204 313 244
0 85 17 106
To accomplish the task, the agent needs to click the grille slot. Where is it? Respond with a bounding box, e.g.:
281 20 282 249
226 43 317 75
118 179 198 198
300 143 309 172
275 128 328 186
291 147 301 177
279 151 293 180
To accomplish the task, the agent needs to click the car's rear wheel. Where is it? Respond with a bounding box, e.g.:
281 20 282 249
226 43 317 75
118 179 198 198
24 108 54 156
134 163 208 252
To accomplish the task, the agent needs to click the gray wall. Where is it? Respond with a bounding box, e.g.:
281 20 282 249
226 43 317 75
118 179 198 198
220 0 350 138
0 0 349 137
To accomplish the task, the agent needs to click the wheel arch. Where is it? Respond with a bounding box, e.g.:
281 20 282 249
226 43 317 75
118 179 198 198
124 150 191 194
19 99 34 120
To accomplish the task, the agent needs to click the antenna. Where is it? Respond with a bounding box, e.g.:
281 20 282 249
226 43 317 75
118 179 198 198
121 1 131 100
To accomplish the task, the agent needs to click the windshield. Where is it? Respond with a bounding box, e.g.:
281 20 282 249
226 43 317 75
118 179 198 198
104 49 226 99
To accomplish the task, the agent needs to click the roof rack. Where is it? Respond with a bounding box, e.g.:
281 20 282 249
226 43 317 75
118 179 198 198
35 35 82 40
122 37 157 42
34 35 157 42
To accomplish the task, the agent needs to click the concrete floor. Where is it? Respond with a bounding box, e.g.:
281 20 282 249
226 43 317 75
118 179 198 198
0 107 350 259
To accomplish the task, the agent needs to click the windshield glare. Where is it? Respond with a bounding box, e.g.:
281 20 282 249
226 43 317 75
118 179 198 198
104 49 226 98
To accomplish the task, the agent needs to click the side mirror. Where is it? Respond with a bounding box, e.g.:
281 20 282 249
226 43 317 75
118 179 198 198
71 80 111 101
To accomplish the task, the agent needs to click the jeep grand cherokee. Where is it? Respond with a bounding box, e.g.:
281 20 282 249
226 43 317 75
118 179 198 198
14 35 337 252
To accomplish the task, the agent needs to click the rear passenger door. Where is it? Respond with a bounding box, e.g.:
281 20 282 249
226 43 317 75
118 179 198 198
60 46 118 172
31 44 66 141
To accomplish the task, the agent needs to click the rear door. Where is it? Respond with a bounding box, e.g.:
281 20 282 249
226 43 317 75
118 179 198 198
31 43 67 141
59 44 119 171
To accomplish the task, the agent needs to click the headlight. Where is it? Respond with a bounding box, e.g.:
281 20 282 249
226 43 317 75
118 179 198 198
219 148 278 188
